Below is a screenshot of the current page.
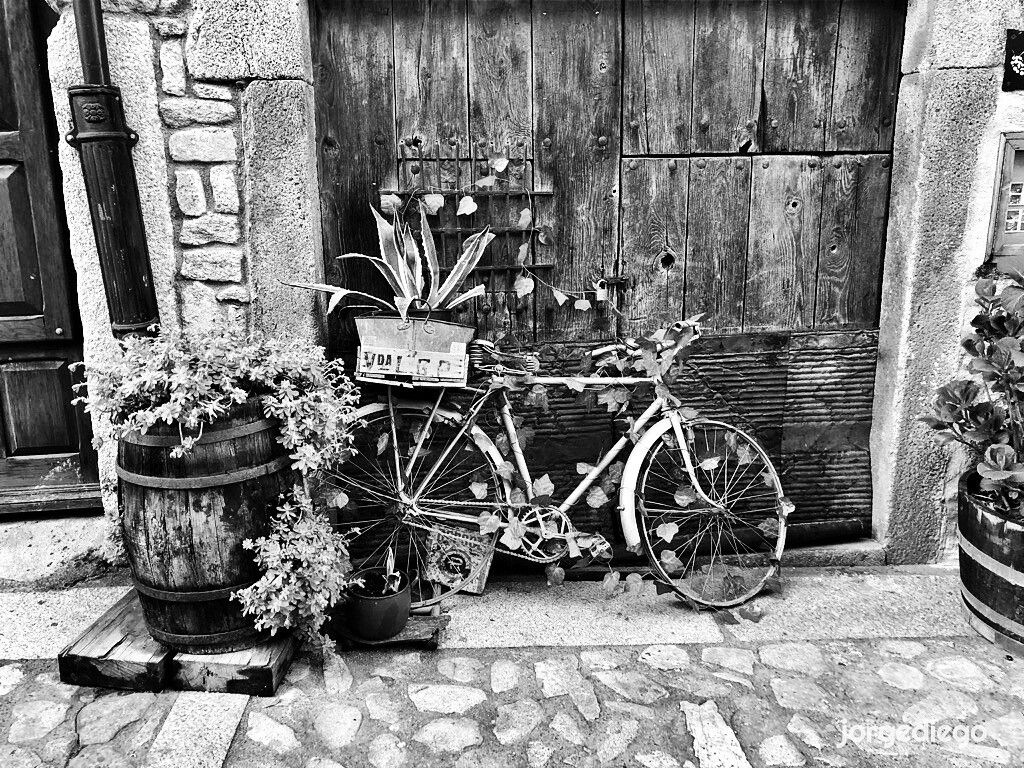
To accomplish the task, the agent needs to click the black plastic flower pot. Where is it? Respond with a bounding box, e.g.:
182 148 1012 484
343 568 411 642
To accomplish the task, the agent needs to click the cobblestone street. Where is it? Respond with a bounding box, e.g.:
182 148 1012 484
2 568 1024 768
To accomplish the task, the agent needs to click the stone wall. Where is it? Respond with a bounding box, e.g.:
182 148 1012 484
874 0 1024 563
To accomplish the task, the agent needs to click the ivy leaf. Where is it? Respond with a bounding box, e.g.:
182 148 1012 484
761 470 776 488
517 242 530 265
758 517 780 538
490 156 509 173
607 461 624 484
673 485 696 507
517 207 533 229
379 193 403 215
780 497 796 517
376 431 389 457
602 570 622 597
552 289 570 306
421 193 445 215
476 175 498 189
565 378 586 393
514 274 535 298
496 460 515 481
331 491 350 509
576 462 595 475
524 383 549 412
660 549 684 574
533 473 555 498
698 456 721 472
500 513 526 550
678 407 700 420
457 195 478 216
574 299 592 311
538 225 556 246
736 445 755 465
545 564 566 586
510 487 527 506
470 481 488 500
478 510 502 535
597 386 631 413
625 573 644 594
656 521 679 543
586 486 609 509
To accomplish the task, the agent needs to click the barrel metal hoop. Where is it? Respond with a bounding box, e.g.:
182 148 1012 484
959 534 1024 588
115 455 292 489
133 581 254 603
146 623 257 647
124 417 277 447
961 584 1024 640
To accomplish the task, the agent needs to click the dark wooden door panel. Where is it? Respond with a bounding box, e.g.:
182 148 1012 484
0 164 44 322
0 359 76 455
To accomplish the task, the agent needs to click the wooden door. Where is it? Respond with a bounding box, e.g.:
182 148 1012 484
312 0 905 546
0 0 99 516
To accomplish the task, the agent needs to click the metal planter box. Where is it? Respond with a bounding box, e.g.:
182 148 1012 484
355 315 475 388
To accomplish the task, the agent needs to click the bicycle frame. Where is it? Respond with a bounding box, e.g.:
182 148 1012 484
403 372 725 547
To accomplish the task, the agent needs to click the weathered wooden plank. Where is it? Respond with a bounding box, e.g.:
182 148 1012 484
619 158 688 334
170 631 298 697
745 155 822 331
623 0 694 155
815 154 891 329
394 0 469 158
692 0 767 153
533 0 621 341
684 157 750 333
762 0 841 152
311 0 396 348
828 0 905 152
59 590 170 692
468 0 532 156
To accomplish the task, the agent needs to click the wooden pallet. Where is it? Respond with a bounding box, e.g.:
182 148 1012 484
58 590 297 696
328 611 450 651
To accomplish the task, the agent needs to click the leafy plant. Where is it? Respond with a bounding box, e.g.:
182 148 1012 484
288 200 495 317
233 486 354 638
922 273 1024 517
76 328 359 475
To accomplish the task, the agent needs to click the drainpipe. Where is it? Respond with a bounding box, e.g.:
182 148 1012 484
65 0 159 338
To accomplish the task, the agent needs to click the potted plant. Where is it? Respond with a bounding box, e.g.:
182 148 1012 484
77 329 359 653
922 273 1024 653
333 547 412 642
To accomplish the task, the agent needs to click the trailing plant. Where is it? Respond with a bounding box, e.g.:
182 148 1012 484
922 273 1024 520
233 486 355 638
76 328 359 475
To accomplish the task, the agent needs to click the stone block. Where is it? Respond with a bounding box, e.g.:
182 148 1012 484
168 127 237 162
153 17 186 37
179 213 240 245
180 244 243 281
242 80 323 339
209 165 240 213
174 168 206 216
193 83 233 101
178 280 248 334
903 0 1024 73
159 98 235 128
186 0 312 81
216 284 250 303
159 40 185 96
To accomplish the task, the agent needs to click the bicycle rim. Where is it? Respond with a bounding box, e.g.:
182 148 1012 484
635 418 787 608
321 401 504 607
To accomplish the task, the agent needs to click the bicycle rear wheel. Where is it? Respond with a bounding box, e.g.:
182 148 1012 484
633 418 788 608
321 399 505 608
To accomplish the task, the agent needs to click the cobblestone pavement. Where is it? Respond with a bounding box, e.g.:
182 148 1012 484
3 632 1024 767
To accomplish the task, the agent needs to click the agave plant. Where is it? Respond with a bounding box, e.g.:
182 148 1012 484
288 200 495 318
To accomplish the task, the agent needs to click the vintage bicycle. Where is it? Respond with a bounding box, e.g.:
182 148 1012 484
323 311 790 612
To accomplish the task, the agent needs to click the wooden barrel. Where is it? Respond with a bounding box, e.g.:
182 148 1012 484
959 473 1024 656
117 402 295 654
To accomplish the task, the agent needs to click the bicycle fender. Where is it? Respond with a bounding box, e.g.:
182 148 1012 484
617 416 675 548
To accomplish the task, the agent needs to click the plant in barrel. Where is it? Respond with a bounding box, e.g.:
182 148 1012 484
77 330 359 651
921 273 1024 650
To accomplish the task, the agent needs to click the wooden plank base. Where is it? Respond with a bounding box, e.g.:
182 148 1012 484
58 590 297 697
330 613 450 651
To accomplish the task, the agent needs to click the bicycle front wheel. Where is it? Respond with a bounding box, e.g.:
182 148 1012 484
633 418 788 608
322 399 506 608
